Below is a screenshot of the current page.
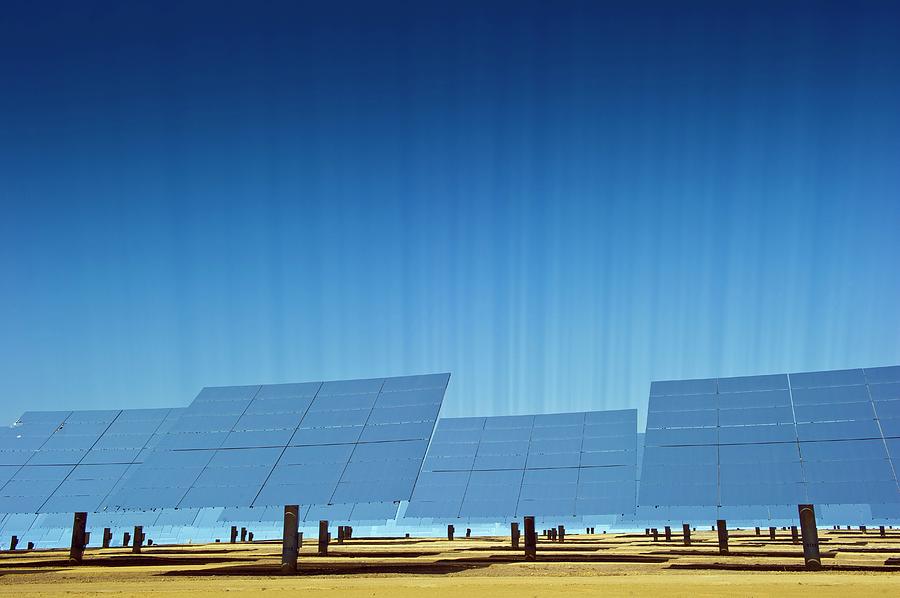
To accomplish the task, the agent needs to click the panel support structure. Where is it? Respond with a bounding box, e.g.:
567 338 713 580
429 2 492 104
798 504 821 570
524 516 536 561
281 505 299 574
318 520 329 556
69 512 87 563
716 519 728 555
132 526 143 554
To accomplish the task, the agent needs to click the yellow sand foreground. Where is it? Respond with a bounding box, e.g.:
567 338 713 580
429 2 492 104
1 529 898 596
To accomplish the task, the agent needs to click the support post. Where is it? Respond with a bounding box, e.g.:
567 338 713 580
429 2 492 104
318 520 329 556
558 525 565 543
281 505 299 574
664 526 671 541
511 522 520 549
769 526 776 540
755 527 760 536
798 504 821 570
644 528 650 536
716 519 728 555
682 523 691 546
651 528 658 542
860 525 867 534
123 532 130 547
791 526 799 544
27 541 34 550
466 528 471 538
102 527 112 548
230 526 238 543
338 526 345 543
447 524 454 541
880 526 886 537
9 536 18 551
240 527 247 542
524 516 536 561
132 526 143 554
69 512 87 563
248 532 254 542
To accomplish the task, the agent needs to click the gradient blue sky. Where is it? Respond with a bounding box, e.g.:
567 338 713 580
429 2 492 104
1 1 899 425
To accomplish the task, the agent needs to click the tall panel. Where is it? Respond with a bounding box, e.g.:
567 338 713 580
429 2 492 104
637 366 900 520
406 409 638 520
102 373 449 513
0 408 181 515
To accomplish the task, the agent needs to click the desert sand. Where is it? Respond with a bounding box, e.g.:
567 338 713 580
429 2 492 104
1 528 898 596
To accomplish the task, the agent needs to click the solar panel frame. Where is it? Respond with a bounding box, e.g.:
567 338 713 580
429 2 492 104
407 409 638 520
95 374 449 514
638 366 900 516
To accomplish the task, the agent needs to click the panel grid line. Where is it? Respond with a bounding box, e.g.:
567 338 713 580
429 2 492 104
35 410 123 513
456 417 487 519
174 385 264 510
863 370 900 495
0 410 72 496
326 379 387 506
249 383 322 508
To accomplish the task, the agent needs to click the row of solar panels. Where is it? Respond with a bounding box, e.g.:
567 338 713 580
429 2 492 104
0 374 450 517
1 366 898 530
640 365 900 518
406 410 637 519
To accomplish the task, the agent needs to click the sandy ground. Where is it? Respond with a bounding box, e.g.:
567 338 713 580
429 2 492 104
1 529 898 596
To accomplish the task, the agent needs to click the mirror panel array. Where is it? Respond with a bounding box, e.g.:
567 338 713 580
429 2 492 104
0 408 184 516
639 365 900 523
406 409 638 520
102 373 449 513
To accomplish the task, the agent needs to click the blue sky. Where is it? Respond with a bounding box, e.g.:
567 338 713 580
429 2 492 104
1 1 899 425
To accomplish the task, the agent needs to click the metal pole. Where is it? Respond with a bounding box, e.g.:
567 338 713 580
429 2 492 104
281 505 299 573
716 520 728 555
318 520 329 556
69 512 87 563
524 516 537 561
798 504 821 570
132 526 143 554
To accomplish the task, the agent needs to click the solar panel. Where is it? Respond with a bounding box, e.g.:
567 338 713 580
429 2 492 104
0 408 182 516
638 366 900 521
101 373 449 513
406 409 638 520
